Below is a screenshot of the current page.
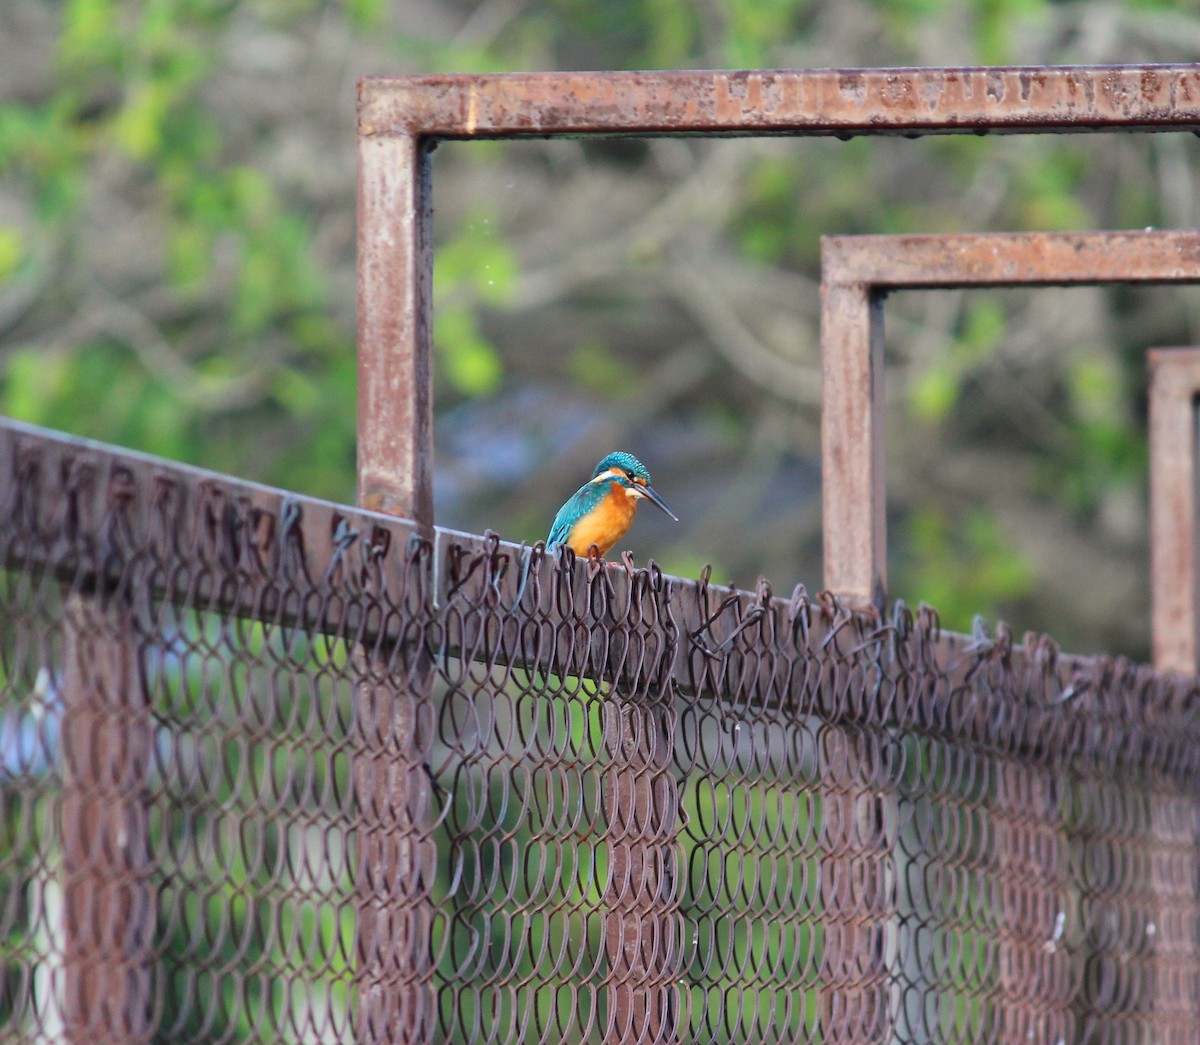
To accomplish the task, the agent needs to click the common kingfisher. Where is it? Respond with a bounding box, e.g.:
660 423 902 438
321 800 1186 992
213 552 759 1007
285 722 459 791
547 451 678 557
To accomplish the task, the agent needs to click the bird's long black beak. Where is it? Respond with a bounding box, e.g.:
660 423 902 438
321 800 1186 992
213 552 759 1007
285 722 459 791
642 483 679 521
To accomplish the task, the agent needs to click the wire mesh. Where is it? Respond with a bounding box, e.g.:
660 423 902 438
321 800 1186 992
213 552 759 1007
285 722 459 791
2 417 1199 1045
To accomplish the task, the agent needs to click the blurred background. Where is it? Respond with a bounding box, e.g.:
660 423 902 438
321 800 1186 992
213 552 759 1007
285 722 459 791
3 0 1200 659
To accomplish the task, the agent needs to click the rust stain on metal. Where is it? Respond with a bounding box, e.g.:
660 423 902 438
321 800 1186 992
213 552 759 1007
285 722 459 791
882 73 915 110
838 70 868 107
465 82 479 135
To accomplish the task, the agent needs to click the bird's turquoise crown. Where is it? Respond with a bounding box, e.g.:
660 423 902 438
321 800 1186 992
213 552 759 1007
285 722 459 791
592 451 651 482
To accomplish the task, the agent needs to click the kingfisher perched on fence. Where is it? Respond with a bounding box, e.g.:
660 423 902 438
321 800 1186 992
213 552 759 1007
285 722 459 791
546 451 677 557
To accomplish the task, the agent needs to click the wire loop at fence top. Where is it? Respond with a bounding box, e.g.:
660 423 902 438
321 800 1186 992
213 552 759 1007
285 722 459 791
4 415 1200 1044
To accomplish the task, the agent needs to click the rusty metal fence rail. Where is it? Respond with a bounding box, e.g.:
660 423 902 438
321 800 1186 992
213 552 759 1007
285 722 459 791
3 415 1200 1044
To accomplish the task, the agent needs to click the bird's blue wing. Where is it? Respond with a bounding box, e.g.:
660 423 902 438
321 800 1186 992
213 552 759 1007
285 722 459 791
546 481 605 548
546 502 573 548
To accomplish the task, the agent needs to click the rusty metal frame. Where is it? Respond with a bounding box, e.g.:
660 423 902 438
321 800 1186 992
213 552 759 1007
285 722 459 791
820 230 1200 666
1149 348 1200 674
355 66 1200 529
355 65 1200 1045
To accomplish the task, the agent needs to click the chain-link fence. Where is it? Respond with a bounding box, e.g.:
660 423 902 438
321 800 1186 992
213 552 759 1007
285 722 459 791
2 416 1199 1044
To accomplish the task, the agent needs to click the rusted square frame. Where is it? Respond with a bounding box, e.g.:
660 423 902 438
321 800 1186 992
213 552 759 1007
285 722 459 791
820 229 1200 672
356 66 1200 653
355 65 1200 525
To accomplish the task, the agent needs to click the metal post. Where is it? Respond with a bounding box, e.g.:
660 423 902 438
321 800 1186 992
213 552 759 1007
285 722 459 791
603 691 680 1045
1148 348 1200 675
1147 781 1195 1034
818 723 894 1044
354 109 437 1044
820 277 886 607
352 643 437 1045
994 758 1072 1043
356 120 434 524
60 592 153 1045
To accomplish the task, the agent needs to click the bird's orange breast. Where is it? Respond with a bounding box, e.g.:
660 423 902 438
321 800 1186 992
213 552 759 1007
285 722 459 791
565 483 638 555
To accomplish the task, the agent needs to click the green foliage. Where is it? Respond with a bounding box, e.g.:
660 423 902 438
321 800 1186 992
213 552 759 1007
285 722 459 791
643 0 701 67
1010 145 1093 229
724 0 811 67
432 208 518 397
972 0 1049 65
344 0 387 30
896 507 1035 633
733 139 891 267
2 342 191 459
0 228 25 286
907 299 1007 424
0 0 362 498
872 0 1049 62
434 307 505 396
737 156 804 264
434 209 519 307
1047 353 1145 517
0 100 87 220
567 338 639 391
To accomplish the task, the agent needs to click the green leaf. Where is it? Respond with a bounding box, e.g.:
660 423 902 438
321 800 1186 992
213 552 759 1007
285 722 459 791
897 506 1034 633
435 307 503 396
434 209 519 307
728 0 811 67
59 0 122 69
643 0 699 66
568 340 636 392
974 0 1049 65
2 347 68 423
228 166 275 222
271 368 322 417
954 297 1005 365
1067 355 1121 425
0 227 24 284
908 367 958 424
1014 148 1093 229
167 219 212 290
114 80 172 159
346 0 386 27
